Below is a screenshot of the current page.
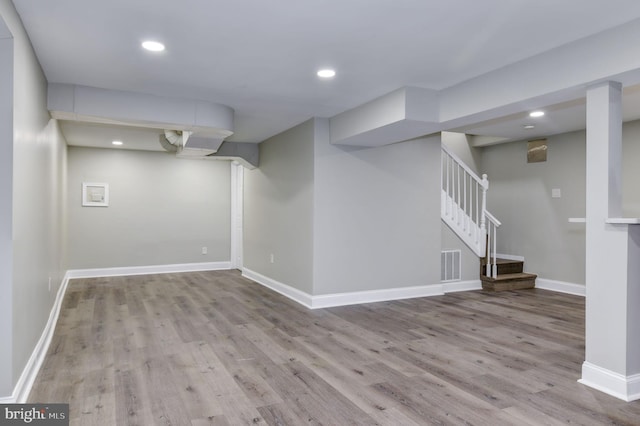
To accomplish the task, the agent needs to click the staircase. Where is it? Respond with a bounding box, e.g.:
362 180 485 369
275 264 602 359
479 258 537 291
441 145 536 291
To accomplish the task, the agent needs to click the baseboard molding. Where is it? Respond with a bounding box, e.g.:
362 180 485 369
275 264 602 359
242 268 445 309
579 362 640 402
241 268 313 308
311 284 444 309
67 261 231 279
3 272 72 403
535 278 585 297
495 253 525 262
443 280 482 293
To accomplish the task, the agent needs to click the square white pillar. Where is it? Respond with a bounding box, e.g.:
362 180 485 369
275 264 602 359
581 81 640 401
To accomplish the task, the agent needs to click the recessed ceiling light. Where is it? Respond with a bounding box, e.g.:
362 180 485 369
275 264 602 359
317 69 336 78
141 40 165 52
529 111 545 118
112 140 123 146
524 125 535 129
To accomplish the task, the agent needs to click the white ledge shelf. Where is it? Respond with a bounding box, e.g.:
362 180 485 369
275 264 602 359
568 218 640 224
606 218 640 224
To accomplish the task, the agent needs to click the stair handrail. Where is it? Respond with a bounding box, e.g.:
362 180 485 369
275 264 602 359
441 145 489 255
441 145 487 189
441 145 502 279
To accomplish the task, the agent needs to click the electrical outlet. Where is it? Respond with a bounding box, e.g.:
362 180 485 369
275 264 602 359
270 253 275 263
202 246 208 255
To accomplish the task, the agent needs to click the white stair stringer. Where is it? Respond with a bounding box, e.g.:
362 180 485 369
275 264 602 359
441 190 486 257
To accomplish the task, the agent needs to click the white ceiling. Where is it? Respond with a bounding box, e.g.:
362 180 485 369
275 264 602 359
12 0 640 149
455 84 640 145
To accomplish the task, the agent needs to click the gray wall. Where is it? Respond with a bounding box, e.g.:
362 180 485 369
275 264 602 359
243 119 314 293
478 119 640 285
313 118 442 294
442 131 481 172
0 0 67 396
622 120 640 217
481 130 587 284
0 10 13 398
67 147 230 269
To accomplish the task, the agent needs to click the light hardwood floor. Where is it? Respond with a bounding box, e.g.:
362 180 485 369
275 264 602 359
29 270 640 425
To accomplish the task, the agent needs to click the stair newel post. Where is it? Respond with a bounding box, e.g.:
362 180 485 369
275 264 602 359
480 174 490 276
492 226 498 278
480 174 488 233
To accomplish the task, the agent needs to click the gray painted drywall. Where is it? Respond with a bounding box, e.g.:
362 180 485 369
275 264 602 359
0 12 13 398
481 130 587 284
243 119 314 293
67 147 230 268
479 119 640 285
442 131 482 173
314 118 442 294
441 131 483 281
622 120 640 217
0 0 67 396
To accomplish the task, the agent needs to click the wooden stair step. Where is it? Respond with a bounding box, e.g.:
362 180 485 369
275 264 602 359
481 258 524 275
481 272 537 291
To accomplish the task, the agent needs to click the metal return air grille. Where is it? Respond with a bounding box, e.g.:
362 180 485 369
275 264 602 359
441 250 461 282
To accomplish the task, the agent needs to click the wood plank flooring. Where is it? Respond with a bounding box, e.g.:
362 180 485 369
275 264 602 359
28 270 640 425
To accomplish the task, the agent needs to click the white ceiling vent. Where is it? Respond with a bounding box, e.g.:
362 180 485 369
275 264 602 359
162 129 226 158
164 129 191 147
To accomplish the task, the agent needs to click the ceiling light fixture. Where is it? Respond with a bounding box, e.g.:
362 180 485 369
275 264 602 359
112 140 123 146
141 40 165 52
524 125 535 129
529 111 545 118
317 69 336 78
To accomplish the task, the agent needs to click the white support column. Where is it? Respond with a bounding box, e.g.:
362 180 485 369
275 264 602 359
580 81 640 402
230 162 244 270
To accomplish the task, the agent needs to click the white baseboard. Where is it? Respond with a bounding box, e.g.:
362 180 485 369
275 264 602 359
535 278 585 297
242 268 313 308
443 280 482 293
67 261 231 279
242 268 444 309
3 272 72 403
579 362 640 402
495 253 525 262
311 284 444 309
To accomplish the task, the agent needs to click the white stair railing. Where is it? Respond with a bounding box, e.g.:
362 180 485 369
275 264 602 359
484 210 501 278
441 145 501 277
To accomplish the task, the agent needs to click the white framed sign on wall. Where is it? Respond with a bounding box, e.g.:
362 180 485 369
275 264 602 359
82 182 109 207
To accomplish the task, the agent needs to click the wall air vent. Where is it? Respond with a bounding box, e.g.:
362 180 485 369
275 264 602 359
441 250 461 282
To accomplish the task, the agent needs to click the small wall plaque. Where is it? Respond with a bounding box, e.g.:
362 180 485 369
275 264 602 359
527 139 548 163
82 182 109 207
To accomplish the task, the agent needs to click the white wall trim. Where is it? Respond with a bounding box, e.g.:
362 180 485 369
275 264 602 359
242 268 313 308
242 268 445 309
311 284 444 309
66 261 231 279
443 280 482 293
579 361 640 402
536 278 586 297
495 253 525 262
3 272 72 403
